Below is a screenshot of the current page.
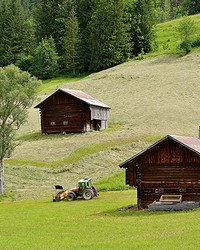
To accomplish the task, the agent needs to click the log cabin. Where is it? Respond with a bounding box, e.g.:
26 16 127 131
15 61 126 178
35 88 110 134
119 135 200 209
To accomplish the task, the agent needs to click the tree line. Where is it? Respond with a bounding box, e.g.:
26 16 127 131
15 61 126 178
0 0 199 79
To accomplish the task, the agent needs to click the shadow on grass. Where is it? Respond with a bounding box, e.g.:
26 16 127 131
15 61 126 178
94 206 199 218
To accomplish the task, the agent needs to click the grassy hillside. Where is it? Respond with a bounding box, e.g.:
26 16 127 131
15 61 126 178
153 14 200 55
4 14 200 200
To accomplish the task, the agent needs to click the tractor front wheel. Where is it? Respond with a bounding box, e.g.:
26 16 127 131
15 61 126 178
67 192 76 201
82 189 94 200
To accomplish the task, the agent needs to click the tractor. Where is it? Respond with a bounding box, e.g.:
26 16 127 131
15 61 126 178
53 178 98 201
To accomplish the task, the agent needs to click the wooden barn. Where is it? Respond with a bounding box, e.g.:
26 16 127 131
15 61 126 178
119 135 200 209
35 88 110 134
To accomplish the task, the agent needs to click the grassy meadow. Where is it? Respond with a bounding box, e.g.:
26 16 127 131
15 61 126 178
2 14 200 249
153 13 200 55
1 190 200 250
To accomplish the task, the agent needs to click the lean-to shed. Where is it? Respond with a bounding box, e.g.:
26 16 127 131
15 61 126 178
35 88 110 134
119 135 200 209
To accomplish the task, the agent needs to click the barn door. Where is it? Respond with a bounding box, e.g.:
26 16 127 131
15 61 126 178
93 119 101 131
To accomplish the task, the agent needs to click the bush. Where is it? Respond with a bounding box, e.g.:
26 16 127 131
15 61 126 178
191 37 200 48
31 37 59 79
179 40 192 54
16 53 33 72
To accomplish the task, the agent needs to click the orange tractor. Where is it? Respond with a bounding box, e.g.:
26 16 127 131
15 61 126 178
53 178 98 201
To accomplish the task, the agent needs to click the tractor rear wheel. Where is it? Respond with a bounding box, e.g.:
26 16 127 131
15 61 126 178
67 192 76 201
82 189 94 200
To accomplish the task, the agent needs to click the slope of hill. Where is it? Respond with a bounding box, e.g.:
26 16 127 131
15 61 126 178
22 52 200 136
5 13 200 200
7 51 200 200
72 53 200 136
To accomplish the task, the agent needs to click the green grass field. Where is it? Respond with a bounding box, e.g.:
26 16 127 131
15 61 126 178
1 190 200 250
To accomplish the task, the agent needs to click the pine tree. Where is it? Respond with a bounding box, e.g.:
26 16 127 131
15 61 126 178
183 0 200 15
64 7 81 75
31 37 59 79
128 0 156 56
76 0 94 71
34 0 72 71
0 0 25 66
88 0 131 72
34 0 69 41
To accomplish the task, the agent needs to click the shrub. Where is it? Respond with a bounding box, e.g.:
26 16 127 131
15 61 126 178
31 37 59 79
179 40 192 54
191 37 200 48
16 53 33 72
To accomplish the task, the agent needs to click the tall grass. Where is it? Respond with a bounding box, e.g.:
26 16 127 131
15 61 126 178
96 171 132 191
36 72 88 93
152 14 200 56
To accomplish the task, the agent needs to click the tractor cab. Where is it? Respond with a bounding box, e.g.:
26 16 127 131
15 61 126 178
78 178 92 194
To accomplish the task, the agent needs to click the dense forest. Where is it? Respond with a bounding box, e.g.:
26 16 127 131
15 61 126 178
0 0 199 79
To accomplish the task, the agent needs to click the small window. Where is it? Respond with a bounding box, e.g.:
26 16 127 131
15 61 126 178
155 188 164 194
50 122 55 126
63 121 68 126
179 187 187 193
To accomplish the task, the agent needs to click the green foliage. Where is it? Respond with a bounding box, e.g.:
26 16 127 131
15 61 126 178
177 16 196 54
0 64 40 157
0 64 41 193
183 0 200 15
177 16 196 41
16 53 33 72
21 17 37 56
34 0 64 41
179 39 192 54
151 14 200 55
31 37 59 79
127 0 156 56
0 0 25 66
76 0 94 71
88 0 131 72
64 7 81 75
155 0 185 22
0 190 15 201
191 37 200 48
34 0 70 66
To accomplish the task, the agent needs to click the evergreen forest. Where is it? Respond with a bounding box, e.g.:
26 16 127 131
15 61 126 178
0 0 199 79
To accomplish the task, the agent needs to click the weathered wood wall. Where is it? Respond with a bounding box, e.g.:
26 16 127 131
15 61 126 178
40 91 90 133
126 138 200 208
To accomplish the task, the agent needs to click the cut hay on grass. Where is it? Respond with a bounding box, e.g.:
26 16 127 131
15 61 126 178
7 52 200 200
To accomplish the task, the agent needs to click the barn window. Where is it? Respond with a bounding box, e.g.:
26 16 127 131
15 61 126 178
155 188 164 194
50 122 55 126
179 187 186 193
63 121 68 126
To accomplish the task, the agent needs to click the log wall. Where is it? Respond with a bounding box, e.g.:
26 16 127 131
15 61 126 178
126 138 200 208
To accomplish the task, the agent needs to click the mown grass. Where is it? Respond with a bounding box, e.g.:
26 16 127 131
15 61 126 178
8 134 161 168
0 190 200 250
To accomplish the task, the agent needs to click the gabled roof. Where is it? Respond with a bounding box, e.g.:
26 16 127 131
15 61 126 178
119 134 200 168
35 88 110 109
